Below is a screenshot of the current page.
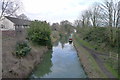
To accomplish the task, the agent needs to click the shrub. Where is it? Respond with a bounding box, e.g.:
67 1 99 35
15 41 31 58
83 27 109 44
27 20 52 48
77 27 120 53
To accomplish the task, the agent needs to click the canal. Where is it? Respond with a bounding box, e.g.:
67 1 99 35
30 40 87 78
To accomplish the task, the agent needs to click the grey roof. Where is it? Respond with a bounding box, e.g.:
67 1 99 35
5 16 31 26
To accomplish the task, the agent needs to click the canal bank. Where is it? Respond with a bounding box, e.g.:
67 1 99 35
73 34 107 78
2 42 48 78
30 41 87 78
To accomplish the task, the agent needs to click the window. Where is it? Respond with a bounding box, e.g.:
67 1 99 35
1 24 5 28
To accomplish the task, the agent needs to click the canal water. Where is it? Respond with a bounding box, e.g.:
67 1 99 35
30 40 87 78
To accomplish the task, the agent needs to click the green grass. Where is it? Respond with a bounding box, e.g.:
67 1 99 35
74 35 95 49
79 44 107 78
75 34 104 53
73 34 107 78
74 33 118 78
104 63 120 79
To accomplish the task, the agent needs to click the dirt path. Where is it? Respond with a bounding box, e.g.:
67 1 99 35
81 45 115 78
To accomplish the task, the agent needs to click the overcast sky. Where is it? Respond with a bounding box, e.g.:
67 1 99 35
21 0 103 24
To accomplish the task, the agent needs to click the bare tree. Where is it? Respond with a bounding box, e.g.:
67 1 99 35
85 10 91 27
81 10 91 27
0 0 22 20
81 14 85 27
99 0 120 47
74 20 82 27
100 0 120 27
100 0 113 45
89 4 102 27
114 1 120 28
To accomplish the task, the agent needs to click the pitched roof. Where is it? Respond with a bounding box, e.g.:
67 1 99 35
5 16 31 26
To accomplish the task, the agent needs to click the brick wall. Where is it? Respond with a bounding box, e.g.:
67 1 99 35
2 29 27 51
2 29 27 41
2 30 16 39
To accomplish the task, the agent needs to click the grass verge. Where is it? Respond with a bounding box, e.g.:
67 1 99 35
73 34 107 78
104 63 120 78
74 33 119 78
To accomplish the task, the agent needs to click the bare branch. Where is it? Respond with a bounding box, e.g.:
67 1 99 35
0 0 22 20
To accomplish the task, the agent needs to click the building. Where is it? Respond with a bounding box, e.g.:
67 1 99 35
0 16 31 30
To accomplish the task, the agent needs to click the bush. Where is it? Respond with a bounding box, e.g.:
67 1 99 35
83 27 109 44
77 27 120 52
27 20 52 48
15 41 31 57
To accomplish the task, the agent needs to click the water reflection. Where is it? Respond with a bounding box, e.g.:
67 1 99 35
31 42 86 78
31 51 53 78
69 41 72 44
59 34 70 49
30 34 87 78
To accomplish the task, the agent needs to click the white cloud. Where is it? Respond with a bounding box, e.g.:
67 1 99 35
21 0 103 23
